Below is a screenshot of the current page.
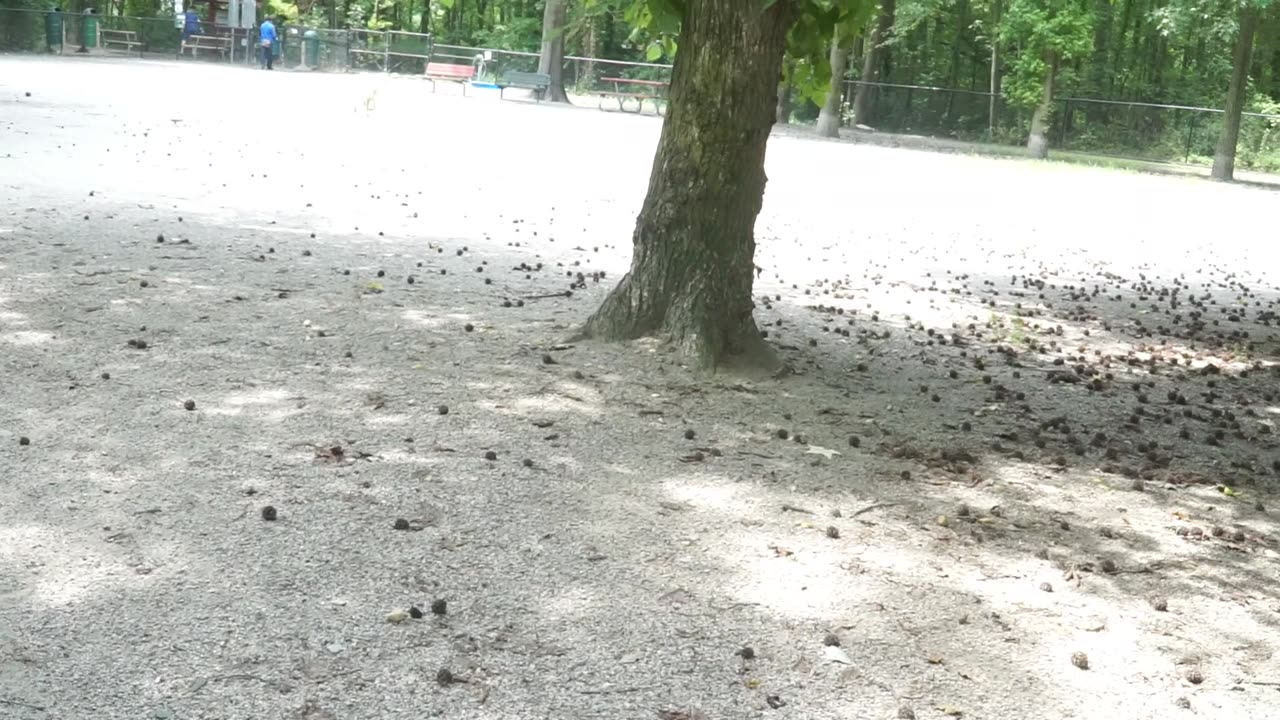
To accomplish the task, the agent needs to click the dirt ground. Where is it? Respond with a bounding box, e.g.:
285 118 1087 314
2 55 1278 720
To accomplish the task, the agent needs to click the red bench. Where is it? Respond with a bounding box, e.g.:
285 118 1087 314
425 62 475 95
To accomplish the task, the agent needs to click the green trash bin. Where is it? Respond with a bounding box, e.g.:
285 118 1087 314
44 10 64 52
303 29 319 68
81 11 98 49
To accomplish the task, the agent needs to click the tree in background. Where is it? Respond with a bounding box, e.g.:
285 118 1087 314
815 3 875 136
537 0 569 101
1213 2 1264 180
998 0 1091 158
851 0 892 126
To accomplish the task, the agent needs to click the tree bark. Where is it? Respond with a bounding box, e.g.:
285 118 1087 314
536 0 569 102
1027 50 1058 159
816 30 850 137
1213 5 1261 182
852 0 894 126
577 0 798 371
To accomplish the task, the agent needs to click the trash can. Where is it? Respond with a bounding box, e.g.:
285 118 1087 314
81 10 98 49
44 10 64 52
302 29 319 68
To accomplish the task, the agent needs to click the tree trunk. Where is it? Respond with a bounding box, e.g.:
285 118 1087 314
577 0 798 371
1027 51 1058 159
776 59 794 124
852 0 894 126
419 0 430 34
816 30 850 137
1213 5 1261 182
988 0 1001 137
536 0 569 102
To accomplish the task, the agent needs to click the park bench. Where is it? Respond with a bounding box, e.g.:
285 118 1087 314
496 71 551 101
425 62 475 95
180 34 231 61
99 29 141 55
597 76 667 114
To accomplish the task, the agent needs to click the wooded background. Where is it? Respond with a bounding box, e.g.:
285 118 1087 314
2 0 1277 172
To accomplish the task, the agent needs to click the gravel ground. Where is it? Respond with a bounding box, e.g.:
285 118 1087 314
2 55 1279 720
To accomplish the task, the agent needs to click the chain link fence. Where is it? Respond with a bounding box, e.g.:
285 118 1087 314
842 79 1280 173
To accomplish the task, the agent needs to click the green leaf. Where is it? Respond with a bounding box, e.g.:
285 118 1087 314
645 41 664 61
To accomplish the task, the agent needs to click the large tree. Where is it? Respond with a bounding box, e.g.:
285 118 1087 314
999 0 1092 158
1213 3 1263 180
576 0 861 370
537 0 571 102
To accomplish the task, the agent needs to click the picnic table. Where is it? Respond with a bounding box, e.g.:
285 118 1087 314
597 76 667 114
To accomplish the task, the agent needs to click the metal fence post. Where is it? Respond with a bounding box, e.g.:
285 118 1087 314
1184 111 1198 163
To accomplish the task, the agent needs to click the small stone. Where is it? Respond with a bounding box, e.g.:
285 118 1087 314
430 598 447 615
1035 548 1050 560
1150 596 1168 612
541 353 557 365
684 428 696 440
822 633 841 647
848 435 860 447
1231 529 1246 542
521 458 534 468
435 667 454 685
1131 478 1145 491
1099 558 1118 573
765 695 785 709
1185 668 1203 684
183 399 196 411
1040 582 1053 593
1255 500 1266 512
302 249 312 257
18 436 31 446
408 605 423 619
1071 651 1089 670
437 405 449 415
736 646 755 660
825 525 840 539
140 279 149 288
776 429 789 440
385 609 409 624
484 450 498 461
101 372 110 380
957 504 971 517
260 505 277 521
1174 697 1191 709
896 707 916 720
464 323 475 332
936 515 950 527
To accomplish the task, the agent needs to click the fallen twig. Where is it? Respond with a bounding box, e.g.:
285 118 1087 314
522 291 572 300
0 697 46 711
580 685 658 695
781 503 815 515
852 502 897 517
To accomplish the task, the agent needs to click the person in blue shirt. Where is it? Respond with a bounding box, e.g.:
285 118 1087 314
182 8 201 41
259 18 277 70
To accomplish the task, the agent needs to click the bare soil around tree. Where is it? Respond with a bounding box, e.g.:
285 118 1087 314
2 56 1278 720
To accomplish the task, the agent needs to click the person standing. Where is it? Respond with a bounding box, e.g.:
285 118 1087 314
182 7 201 42
259 17 277 70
